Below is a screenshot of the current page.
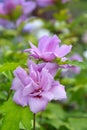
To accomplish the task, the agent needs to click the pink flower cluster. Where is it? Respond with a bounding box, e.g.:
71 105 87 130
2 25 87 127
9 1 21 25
0 0 36 27
11 35 72 113
0 0 36 16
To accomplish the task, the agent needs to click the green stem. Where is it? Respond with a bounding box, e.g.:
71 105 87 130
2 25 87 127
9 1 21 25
33 113 36 130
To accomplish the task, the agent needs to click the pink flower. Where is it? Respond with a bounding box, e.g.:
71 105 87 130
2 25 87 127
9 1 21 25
0 18 15 28
28 60 58 77
36 0 55 7
24 35 72 62
69 54 83 74
0 0 36 16
11 63 66 113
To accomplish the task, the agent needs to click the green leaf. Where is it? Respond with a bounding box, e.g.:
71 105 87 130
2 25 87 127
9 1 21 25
42 102 66 129
55 58 87 69
69 117 87 130
0 62 19 73
21 107 33 130
12 5 23 20
0 98 33 130
65 60 87 69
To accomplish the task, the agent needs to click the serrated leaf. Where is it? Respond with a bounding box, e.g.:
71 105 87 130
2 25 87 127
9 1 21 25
0 98 33 130
0 63 19 73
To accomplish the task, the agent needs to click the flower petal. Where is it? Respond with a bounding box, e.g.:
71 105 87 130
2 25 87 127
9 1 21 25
55 45 72 58
13 89 27 106
24 42 41 59
38 35 51 52
14 66 29 85
51 82 67 100
11 77 23 90
42 52 56 61
23 83 34 96
41 91 54 101
44 62 58 76
45 35 61 52
0 3 5 14
40 68 53 91
28 97 48 113
22 1 36 15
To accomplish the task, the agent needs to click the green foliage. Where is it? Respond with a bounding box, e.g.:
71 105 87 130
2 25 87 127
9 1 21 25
0 63 19 73
69 118 87 130
0 98 33 130
65 60 87 69
55 59 87 69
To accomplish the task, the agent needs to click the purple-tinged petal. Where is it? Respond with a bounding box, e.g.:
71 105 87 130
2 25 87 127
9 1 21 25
0 3 5 14
40 68 53 91
23 83 34 96
28 97 48 113
11 77 23 90
55 45 72 58
38 35 60 53
45 35 61 52
38 35 51 52
24 42 41 59
42 52 56 61
44 62 58 76
22 1 36 15
13 66 29 85
28 60 37 71
51 82 67 100
13 89 27 107
69 54 83 62
41 91 54 101
37 0 55 7
29 65 37 81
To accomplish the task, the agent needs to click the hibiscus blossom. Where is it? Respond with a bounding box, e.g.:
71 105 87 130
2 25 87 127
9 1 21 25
11 62 66 113
24 35 72 62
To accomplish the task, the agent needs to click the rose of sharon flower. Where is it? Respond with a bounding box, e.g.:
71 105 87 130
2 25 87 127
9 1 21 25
24 35 72 62
61 54 83 77
36 0 55 7
69 54 83 74
28 60 58 77
0 0 36 16
11 63 66 113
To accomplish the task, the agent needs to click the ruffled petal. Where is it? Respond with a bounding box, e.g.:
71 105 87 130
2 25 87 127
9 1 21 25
40 68 53 91
13 89 27 106
13 66 29 85
29 65 38 82
44 62 58 76
23 83 34 96
28 97 48 113
11 77 23 90
41 91 54 101
51 82 67 100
